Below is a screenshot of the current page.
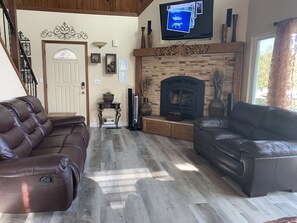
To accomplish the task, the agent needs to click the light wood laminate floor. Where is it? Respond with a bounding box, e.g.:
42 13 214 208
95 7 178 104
1 128 297 223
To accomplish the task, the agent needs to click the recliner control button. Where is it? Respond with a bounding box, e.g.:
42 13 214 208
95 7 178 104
40 176 54 184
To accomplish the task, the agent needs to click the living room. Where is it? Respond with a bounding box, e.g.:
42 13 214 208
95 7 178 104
0 0 297 222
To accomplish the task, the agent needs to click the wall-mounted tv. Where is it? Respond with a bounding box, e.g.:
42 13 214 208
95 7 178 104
159 0 214 40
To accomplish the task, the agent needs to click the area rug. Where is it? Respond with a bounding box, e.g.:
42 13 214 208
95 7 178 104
265 217 297 223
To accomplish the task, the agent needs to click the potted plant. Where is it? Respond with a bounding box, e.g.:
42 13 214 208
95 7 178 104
208 69 225 116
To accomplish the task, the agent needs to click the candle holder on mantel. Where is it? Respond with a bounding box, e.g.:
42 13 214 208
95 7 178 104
231 14 238 42
141 27 146 48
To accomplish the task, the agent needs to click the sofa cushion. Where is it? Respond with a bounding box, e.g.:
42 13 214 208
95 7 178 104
50 126 89 147
240 140 297 158
229 102 269 138
18 96 54 136
0 105 32 159
251 129 287 141
18 96 89 146
257 108 297 140
1 99 44 147
35 133 87 162
194 117 229 129
216 138 248 161
198 128 242 146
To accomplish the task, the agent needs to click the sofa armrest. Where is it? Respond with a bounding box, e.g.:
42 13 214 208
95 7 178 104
50 116 86 127
240 140 297 158
0 154 70 177
193 117 229 129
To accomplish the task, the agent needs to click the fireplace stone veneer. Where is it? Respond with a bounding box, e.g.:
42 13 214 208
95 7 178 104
133 42 244 117
133 43 244 140
160 76 205 120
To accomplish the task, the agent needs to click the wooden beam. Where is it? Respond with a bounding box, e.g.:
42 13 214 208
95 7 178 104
16 5 138 17
137 0 154 16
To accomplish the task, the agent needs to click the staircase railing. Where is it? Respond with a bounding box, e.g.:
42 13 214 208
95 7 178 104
0 0 38 96
19 39 38 96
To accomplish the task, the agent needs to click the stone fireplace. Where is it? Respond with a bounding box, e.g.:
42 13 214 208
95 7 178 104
133 43 244 141
160 76 205 120
142 53 236 116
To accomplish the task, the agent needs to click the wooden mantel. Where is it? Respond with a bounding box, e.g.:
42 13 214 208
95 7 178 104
133 42 244 57
133 42 244 102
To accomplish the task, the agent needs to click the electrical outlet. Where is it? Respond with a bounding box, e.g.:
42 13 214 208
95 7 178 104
94 79 101 85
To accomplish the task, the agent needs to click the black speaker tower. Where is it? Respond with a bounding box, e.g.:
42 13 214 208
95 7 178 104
127 88 139 130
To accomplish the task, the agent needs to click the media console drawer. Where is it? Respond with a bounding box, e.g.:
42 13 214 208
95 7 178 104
142 116 193 141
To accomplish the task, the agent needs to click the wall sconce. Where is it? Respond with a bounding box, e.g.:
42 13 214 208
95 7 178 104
93 41 107 49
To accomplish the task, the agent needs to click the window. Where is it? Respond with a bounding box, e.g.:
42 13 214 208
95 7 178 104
53 48 78 60
252 36 275 105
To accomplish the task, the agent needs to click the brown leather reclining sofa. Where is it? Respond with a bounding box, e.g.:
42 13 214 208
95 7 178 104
194 102 297 197
0 96 89 213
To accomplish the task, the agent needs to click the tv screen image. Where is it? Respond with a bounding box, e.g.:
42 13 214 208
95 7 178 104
160 0 213 40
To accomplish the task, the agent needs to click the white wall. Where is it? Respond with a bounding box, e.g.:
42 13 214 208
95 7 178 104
243 0 297 101
138 0 249 47
17 10 138 127
0 43 27 101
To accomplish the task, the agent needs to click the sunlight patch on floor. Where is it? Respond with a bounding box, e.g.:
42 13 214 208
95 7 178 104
86 167 174 209
175 163 199 172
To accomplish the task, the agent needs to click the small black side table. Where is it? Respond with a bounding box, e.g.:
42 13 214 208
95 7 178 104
98 102 121 128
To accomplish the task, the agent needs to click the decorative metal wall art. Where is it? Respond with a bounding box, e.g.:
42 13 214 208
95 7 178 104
155 44 209 56
40 22 88 40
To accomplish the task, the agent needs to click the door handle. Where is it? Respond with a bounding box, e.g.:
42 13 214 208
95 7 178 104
81 82 85 90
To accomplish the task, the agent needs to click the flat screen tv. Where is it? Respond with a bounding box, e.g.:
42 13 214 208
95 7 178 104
159 0 214 40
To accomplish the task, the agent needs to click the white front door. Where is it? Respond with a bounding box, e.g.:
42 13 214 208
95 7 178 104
45 43 87 118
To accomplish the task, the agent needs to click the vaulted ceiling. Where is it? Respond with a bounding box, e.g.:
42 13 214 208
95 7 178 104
15 0 154 16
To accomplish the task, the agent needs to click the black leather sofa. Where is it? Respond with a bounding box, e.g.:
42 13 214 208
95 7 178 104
0 96 89 213
193 102 297 197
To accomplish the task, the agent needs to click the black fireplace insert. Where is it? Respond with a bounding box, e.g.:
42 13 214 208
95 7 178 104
160 76 205 120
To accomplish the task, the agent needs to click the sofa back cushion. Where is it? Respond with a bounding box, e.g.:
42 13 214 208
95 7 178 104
18 96 53 136
255 107 297 140
1 99 44 147
229 102 269 139
0 105 32 159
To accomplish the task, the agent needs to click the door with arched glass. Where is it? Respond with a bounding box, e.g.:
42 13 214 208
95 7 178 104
44 42 88 122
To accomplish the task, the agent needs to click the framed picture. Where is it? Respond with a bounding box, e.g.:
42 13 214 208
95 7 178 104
91 53 101 63
105 54 117 74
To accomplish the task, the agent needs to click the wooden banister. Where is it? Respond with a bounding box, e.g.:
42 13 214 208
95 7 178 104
0 0 38 96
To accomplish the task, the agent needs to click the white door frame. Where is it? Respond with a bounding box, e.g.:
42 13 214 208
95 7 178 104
42 40 89 125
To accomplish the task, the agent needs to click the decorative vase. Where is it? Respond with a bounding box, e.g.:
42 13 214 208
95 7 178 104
148 32 153 48
231 14 238 42
221 24 227 43
140 97 152 116
208 97 225 117
147 20 153 48
103 92 114 103
141 27 146 48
